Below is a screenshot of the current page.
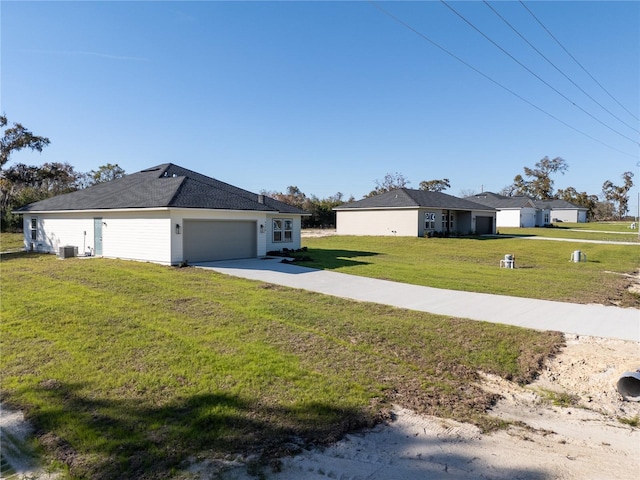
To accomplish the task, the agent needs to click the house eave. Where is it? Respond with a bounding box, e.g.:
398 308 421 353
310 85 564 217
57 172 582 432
15 206 309 215
13 207 172 215
334 206 496 213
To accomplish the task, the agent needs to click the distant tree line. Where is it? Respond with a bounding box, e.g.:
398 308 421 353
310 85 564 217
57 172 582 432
264 174 453 228
497 156 634 221
260 186 351 229
1 115 125 231
1 116 635 231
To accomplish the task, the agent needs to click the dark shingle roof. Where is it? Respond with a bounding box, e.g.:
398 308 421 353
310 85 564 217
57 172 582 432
533 198 586 210
464 192 585 211
335 189 495 212
464 192 536 209
15 163 307 214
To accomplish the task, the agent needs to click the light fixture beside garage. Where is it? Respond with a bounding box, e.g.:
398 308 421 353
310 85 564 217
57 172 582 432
176 223 181 234
260 224 264 233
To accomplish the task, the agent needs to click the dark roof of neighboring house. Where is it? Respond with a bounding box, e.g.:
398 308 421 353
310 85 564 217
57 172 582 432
533 198 587 210
334 189 495 212
464 192 537 209
15 163 307 214
464 192 585 211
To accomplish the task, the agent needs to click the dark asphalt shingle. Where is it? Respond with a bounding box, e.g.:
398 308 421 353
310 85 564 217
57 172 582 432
15 163 306 214
464 192 536 209
465 192 585 211
335 188 495 212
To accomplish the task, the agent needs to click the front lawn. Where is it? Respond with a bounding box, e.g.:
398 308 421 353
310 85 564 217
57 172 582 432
499 223 640 242
300 235 640 307
0 253 563 478
0 231 25 251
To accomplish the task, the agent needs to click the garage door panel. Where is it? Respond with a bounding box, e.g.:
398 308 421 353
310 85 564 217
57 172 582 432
184 220 256 262
476 216 493 235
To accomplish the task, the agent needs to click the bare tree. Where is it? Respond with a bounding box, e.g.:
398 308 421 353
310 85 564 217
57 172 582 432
366 172 410 197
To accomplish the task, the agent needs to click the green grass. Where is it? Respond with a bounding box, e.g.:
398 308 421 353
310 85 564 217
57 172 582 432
1 252 563 478
498 223 639 242
299 235 640 306
536 389 580 407
0 232 25 252
564 221 640 233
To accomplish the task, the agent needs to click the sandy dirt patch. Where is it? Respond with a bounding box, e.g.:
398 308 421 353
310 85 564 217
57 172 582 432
2 335 638 479
301 229 337 238
221 334 640 480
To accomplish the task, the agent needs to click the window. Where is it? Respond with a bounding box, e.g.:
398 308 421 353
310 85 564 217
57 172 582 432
441 213 453 230
273 219 293 243
30 217 37 241
424 212 436 230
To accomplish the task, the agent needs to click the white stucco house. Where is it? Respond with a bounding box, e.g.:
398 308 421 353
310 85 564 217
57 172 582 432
334 189 497 237
15 163 308 265
465 192 587 227
465 192 549 228
535 198 588 223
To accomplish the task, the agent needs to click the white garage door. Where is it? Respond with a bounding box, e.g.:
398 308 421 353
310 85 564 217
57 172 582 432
183 220 257 262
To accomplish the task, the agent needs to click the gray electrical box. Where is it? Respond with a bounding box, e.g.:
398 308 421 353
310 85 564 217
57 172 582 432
59 246 76 259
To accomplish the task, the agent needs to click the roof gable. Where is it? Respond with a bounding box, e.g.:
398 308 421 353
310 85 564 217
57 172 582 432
15 163 306 214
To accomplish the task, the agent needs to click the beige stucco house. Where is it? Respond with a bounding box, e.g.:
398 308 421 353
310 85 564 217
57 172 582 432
334 189 497 237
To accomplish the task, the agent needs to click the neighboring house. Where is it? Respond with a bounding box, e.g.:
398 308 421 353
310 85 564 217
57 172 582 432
534 199 588 223
465 192 549 228
14 163 307 265
334 188 497 237
465 192 587 227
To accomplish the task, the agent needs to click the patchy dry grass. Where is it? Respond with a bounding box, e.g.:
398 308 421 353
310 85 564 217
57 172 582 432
1 252 563 478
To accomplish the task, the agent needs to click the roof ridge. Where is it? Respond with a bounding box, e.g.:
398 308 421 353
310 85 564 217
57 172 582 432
400 188 422 206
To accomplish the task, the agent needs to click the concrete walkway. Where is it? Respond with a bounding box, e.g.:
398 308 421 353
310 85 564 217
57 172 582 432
194 258 640 342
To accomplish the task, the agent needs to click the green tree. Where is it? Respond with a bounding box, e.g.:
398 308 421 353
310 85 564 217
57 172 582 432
419 178 450 192
1 162 82 231
262 186 307 210
510 156 568 199
304 192 345 228
602 171 634 220
556 187 598 220
0 115 50 168
87 163 126 185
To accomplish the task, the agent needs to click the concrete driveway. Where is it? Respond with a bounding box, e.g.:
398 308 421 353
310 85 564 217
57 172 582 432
194 258 639 342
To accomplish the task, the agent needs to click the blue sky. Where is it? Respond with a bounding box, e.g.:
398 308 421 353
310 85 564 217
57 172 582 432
2 1 639 207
